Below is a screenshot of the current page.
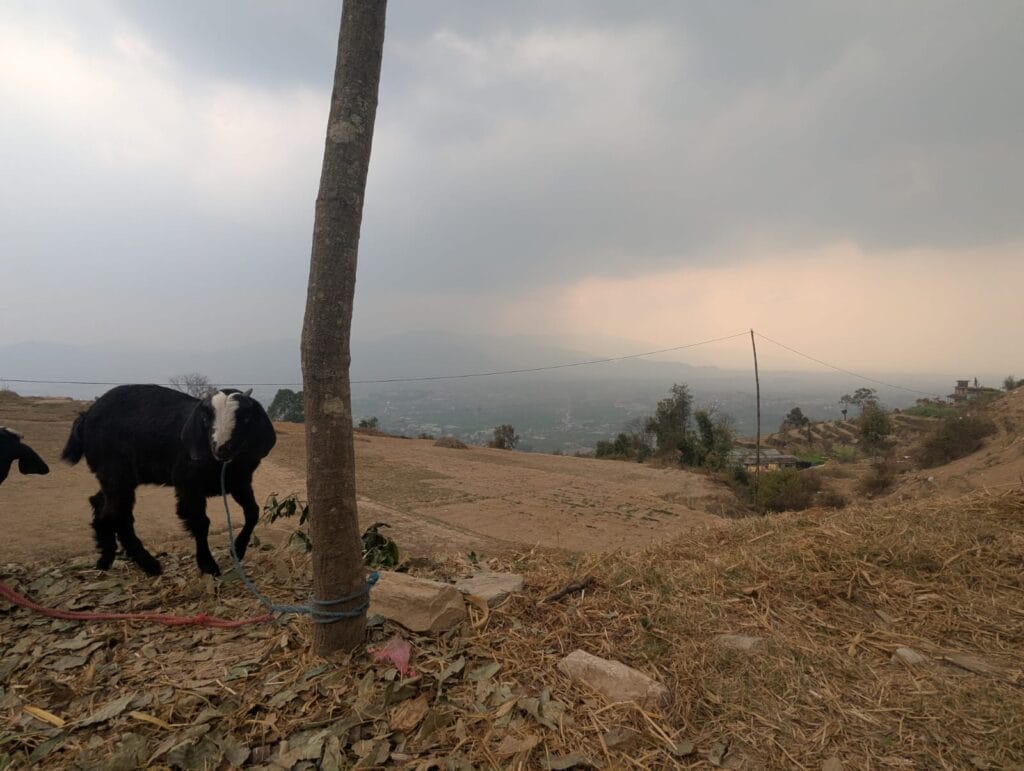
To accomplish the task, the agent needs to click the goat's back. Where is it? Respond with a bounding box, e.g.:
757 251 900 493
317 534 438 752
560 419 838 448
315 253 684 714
65 385 198 478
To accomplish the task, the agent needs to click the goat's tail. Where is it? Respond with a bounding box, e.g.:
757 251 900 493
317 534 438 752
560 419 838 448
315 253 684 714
61 414 86 465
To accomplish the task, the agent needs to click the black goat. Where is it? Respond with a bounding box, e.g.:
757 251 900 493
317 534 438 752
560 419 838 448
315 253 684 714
62 384 276 576
0 427 49 485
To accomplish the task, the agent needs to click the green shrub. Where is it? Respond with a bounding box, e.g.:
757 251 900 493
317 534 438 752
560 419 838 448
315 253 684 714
489 424 519 450
267 388 305 423
817 489 848 509
832 444 859 463
756 468 821 513
856 460 896 496
914 415 997 468
797 451 827 465
858 403 893 455
596 431 652 461
904 401 957 419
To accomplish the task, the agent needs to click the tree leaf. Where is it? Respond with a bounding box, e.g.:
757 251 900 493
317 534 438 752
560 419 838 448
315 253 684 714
78 695 137 726
468 661 501 682
28 733 67 763
23 705 65 728
389 694 429 733
495 733 540 758
128 711 175 730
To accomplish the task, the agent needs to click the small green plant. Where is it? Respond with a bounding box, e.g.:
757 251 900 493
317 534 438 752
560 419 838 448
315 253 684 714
358 416 380 430
264 492 309 525
361 522 400 568
263 494 399 567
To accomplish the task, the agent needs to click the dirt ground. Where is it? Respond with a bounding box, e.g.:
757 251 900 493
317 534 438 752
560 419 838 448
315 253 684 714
0 391 728 567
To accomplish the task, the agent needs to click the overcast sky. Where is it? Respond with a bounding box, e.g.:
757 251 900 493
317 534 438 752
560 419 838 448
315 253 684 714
2 1 1021 375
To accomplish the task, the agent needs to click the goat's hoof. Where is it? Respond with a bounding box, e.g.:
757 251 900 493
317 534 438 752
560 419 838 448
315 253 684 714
135 554 163 576
233 540 248 561
198 558 221 577
95 555 114 571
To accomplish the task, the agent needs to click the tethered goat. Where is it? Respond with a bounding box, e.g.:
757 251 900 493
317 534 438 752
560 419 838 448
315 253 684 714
62 384 276 576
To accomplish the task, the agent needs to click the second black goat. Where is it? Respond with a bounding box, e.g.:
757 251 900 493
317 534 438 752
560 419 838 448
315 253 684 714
62 384 276 576
0 427 49 485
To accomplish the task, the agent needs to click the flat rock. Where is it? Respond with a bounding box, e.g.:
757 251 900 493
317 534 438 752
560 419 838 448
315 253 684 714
715 634 766 652
892 647 927 666
454 571 524 607
368 572 466 633
822 757 844 771
557 650 669 709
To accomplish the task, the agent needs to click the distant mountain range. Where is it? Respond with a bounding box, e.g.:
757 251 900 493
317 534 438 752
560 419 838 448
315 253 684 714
0 332 962 449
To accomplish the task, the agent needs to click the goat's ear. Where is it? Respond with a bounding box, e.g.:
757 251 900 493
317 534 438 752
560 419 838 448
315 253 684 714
16 443 49 476
181 404 211 461
253 404 277 458
243 388 253 398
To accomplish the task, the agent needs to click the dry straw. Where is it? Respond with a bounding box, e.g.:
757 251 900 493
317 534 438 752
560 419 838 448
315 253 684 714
1 490 1022 768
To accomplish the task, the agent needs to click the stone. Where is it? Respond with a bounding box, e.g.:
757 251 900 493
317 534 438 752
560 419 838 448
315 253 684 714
557 650 669 709
891 647 927 666
454 571 524 607
822 757 844 771
368 572 466 633
715 634 766 652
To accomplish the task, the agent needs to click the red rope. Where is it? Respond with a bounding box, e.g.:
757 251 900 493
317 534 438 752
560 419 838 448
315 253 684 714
0 581 273 628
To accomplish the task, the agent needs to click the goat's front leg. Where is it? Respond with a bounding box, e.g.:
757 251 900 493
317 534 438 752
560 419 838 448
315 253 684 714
230 485 260 561
175 489 219 576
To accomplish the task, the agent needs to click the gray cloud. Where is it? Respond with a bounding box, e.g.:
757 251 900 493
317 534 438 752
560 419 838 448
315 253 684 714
1 1 1021 353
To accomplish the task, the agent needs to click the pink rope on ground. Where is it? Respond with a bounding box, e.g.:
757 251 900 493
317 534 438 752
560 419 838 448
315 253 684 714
0 581 273 628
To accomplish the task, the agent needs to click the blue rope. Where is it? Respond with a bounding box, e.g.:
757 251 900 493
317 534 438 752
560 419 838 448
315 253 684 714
220 463 378 624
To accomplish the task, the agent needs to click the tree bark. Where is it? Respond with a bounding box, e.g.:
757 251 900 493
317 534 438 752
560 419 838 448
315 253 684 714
301 0 387 656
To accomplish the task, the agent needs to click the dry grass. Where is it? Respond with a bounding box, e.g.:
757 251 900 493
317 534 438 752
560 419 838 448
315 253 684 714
433 437 468 450
2 491 1023 769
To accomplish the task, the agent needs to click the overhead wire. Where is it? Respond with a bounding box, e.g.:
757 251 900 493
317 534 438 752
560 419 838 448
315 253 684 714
0 331 751 388
753 331 944 398
1 329 944 398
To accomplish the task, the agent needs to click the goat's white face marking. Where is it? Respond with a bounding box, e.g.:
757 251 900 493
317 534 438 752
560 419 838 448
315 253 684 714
0 427 21 439
210 392 240 452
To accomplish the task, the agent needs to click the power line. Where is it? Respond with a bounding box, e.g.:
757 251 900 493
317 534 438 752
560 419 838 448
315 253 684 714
0 331 750 388
0 330 949 398
355 330 750 384
753 331 944 398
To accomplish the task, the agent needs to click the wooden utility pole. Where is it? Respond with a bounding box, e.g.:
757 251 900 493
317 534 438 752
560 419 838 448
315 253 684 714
750 329 762 510
301 0 387 655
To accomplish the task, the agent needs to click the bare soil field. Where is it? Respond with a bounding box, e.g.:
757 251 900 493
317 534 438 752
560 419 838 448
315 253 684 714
0 392 729 567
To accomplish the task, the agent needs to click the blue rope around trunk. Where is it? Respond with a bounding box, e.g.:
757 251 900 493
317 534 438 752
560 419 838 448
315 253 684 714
220 462 378 623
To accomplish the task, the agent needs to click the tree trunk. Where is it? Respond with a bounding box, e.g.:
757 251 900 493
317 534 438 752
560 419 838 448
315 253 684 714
301 0 387 656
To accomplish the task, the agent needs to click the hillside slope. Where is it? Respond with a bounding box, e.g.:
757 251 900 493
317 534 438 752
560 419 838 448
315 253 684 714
0 391 731 565
897 386 1024 497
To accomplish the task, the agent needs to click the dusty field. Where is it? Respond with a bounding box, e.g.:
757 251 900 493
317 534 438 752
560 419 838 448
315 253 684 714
0 392 728 567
